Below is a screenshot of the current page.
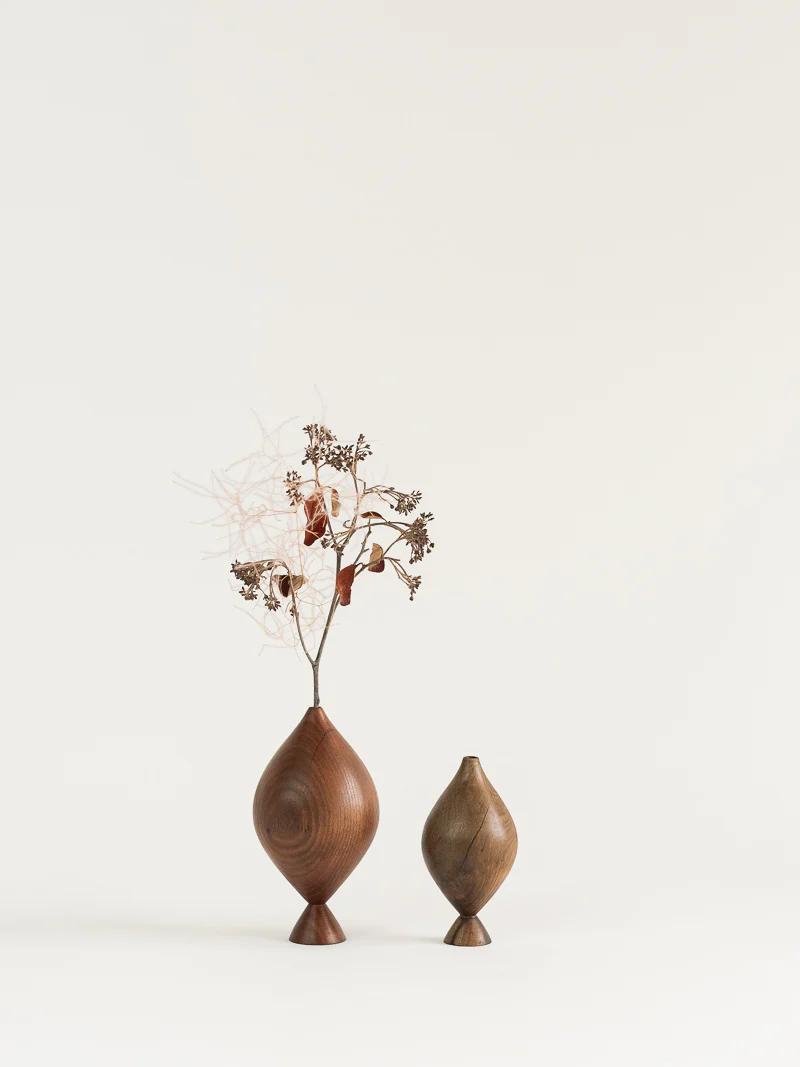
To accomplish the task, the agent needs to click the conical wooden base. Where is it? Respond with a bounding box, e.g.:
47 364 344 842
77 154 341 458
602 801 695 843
444 915 491 947
289 903 346 945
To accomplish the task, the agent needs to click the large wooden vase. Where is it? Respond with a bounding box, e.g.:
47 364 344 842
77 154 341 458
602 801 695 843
422 756 517 946
253 706 379 945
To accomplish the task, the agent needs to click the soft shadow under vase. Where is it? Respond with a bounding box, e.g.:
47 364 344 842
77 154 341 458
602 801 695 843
422 756 517 946
253 706 379 945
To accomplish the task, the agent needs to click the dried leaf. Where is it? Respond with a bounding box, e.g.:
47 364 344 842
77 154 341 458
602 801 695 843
367 543 385 573
330 487 341 517
360 511 384 520
277 574 305 598
303 489 326 546
336 563 356 606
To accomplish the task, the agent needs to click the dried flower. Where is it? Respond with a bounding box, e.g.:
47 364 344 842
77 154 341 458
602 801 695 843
385 557 422 600
392 489 422 515
326 433 372 472
301 423 336 467
300 424 372 473
201 420 435 705
231 559 269 600
402 512 435 564
284 470 303 506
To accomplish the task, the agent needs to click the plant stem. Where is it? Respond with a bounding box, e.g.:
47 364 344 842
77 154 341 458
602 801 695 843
310 552 341 705
289 587 315 668
299 453 367 706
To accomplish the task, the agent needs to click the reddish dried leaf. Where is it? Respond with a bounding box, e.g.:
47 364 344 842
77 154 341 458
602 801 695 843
303 489 327 546
360 511 384 520
367 543 385 573
277 574 305 597
336 563 356 606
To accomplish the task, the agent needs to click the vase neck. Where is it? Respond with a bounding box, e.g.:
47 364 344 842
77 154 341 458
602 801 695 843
303 706 331 729
457 755 484 779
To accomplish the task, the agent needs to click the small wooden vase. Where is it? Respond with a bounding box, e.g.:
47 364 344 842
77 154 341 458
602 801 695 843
422 756 517 946
253 706 379 945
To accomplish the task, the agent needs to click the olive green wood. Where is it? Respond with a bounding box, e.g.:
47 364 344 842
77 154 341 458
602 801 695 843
422 756 517 947
444 915 491 946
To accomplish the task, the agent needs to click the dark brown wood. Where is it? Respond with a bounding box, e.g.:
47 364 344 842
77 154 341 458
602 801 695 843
422 756 517 947
290 904 345 945
253 706 379 945
444 915 491 947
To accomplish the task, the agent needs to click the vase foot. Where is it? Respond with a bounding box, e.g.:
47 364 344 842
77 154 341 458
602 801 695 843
444 915 491 947
289 903 346 945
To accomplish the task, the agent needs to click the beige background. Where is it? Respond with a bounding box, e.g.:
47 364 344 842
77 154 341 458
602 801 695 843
2 2 799 1064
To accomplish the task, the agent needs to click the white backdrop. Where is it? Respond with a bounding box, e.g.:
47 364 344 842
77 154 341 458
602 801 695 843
2 3 799 1064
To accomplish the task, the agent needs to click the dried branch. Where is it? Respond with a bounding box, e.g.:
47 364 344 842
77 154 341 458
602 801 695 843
184 419 434 705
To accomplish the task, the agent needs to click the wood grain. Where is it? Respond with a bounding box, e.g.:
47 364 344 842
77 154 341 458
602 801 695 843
443 914 491 947
289 903 345 946
253 706 379 945
421 756 517 947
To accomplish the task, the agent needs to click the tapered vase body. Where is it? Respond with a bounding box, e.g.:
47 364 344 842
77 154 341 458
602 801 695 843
422 756 517 946
253 706 379 945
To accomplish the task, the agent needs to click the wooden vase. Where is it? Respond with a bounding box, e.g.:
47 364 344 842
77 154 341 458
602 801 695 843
253 706 379 945
422 756 517 946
